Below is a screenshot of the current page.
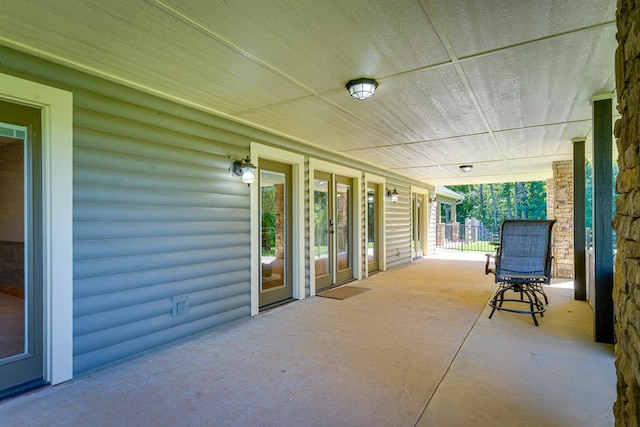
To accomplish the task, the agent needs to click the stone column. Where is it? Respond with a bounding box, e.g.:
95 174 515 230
451 222 460 242
612 1 640 422
550 160 574 278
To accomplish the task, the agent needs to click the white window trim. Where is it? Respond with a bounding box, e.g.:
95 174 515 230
249 142 305 316
309 158 362 296
364 173 386 276
1 73 73 385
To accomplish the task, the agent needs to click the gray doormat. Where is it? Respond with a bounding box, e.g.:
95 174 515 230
317 285 371 300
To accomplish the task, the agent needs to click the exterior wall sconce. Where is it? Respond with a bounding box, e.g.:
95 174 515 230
387 188 398 203
459 164 473 173
232 156 257 184
346 78 378 100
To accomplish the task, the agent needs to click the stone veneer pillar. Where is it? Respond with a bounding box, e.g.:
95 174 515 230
550 160 574 278
612 1 640 423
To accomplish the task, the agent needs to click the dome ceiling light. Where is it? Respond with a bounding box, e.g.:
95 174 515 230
346 78 378 100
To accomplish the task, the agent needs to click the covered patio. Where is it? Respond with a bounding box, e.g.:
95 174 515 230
0 254 615 426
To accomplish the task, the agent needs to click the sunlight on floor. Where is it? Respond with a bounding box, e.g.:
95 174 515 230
427 249 488 262
549 280 574 289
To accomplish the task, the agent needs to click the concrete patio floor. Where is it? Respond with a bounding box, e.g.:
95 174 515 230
0 254 616 426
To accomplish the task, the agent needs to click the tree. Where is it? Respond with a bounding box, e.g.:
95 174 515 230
449 180 548 230
490 183 498 232
478 184 485 224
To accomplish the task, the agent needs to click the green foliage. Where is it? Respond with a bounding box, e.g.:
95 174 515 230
448 181 548 233
449 162 617 238
261 186 276 250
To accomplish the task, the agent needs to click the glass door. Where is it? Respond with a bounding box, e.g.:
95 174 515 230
367 185 379 273
314 172 332 291
412 193 423 260
259 159 293 308
0 100 44 397
335 177 353 284
314 172 353 291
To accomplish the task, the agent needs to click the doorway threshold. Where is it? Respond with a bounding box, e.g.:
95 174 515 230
259 298 295 313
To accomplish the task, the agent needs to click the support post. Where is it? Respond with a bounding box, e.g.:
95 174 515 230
592 95 614 344
573 137 586 300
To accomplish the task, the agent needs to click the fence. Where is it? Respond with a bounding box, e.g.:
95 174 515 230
436 223 498 251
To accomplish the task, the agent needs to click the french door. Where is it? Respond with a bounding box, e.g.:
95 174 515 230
314 172 353 292
367 184 379 273
412 192 423 260
259 159 293 308
0 100 44 397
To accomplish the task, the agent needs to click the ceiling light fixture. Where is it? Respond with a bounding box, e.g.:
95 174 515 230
232 156 257 184
346 78 378 100
459 164 473 173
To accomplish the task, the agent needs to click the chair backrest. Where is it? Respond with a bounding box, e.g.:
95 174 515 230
496 220 555 278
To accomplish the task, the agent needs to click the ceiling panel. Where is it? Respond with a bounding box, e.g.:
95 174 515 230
236 96 394 151
0 0 309 113
403 134 502 165
461 25 617 131
162 0 451 94
324 65 488 144
507 156 572 175
493 121 593 159
0 0 618 186
427 0 617 58
343 145 439 170
396 160 516 183
395 165 459 181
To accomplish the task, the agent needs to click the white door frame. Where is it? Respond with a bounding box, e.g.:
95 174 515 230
1 73 73 385
309 159 362 296
249 142 305 316
364 173 386 276
411 185 429 259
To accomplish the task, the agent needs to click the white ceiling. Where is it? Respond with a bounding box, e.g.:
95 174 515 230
0 0 618 185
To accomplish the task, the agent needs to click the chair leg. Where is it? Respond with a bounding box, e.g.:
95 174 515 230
488 283 546 326
521 288 539 326
489 286 508 319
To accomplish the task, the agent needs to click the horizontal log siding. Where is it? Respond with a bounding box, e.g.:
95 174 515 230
0 45 427 376
72 91 251 373
385 181 412 270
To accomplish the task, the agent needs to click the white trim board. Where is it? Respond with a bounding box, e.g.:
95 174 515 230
249 142 305 316
309 158 362 296
364 173 386 275
0 72 73 385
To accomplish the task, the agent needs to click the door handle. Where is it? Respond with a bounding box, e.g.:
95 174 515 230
329 219 334 234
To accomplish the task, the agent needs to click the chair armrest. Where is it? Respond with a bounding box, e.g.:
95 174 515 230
485 253 495 275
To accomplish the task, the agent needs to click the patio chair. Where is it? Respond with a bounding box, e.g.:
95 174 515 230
485 220 555 326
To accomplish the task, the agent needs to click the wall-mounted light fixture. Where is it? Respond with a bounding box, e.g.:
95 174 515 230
387 188 398 204
459 164 473 173
346 78 378 100
232 156 257 184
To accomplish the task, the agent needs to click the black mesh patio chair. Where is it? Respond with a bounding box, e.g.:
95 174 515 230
485 220 555 326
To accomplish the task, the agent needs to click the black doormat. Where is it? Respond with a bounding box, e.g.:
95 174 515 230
317 286 371 300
